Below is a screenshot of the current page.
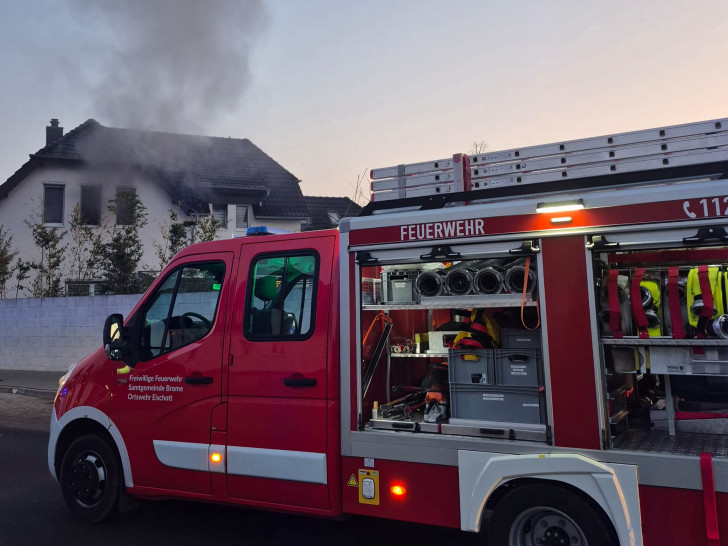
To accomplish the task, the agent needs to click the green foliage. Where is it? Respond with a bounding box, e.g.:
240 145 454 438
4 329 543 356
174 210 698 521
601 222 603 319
68 203 104 281
0 226 18 299
13 258 31 299
153 208 188 271
101 191 148 294
190 213 221 244
25 207 67 298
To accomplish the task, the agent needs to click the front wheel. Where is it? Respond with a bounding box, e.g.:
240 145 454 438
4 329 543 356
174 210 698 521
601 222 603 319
59 435 121 523
487 483 616 546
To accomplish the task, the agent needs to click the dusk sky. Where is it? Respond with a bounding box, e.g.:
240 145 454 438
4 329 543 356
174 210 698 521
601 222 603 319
1 1 727 203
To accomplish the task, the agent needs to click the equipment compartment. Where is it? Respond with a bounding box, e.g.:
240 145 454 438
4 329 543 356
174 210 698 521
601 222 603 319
358 243 546 443
593 242 728 454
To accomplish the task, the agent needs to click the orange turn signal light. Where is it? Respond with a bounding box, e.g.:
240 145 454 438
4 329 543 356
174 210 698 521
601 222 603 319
210 452 223 464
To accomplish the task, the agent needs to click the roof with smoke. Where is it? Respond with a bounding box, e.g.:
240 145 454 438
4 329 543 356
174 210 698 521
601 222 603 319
1 119 309 219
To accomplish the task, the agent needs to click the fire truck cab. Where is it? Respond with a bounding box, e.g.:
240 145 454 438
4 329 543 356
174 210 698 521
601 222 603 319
49 118 728 546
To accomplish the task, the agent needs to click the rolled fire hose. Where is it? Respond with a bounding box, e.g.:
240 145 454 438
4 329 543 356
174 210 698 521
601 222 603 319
444 268 475 296
415 270 446 297
474 266 505 295
504 261 537 294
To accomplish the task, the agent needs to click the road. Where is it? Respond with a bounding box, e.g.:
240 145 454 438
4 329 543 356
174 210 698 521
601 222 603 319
0 393 481 546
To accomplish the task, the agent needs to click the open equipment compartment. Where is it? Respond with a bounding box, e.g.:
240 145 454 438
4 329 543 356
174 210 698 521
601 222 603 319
357 240 549 443
593 238 728 456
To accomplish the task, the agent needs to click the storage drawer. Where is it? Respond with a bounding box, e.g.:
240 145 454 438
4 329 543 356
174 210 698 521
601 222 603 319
448 349 494 385
500 328 541 350
648 345 728 375
496 349 543 387
450 384 545 424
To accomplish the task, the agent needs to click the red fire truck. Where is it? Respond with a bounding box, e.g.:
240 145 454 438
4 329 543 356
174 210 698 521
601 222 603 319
49 118 728 545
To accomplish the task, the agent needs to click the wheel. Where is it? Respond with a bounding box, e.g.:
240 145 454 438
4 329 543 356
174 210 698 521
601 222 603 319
59 435 121 523
181 312 212 329
487 483 616 546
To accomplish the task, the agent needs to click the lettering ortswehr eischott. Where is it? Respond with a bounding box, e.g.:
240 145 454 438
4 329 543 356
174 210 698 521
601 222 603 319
400 219 485 241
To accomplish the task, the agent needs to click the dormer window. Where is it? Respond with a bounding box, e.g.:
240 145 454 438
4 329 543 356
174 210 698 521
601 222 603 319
327 210 340 226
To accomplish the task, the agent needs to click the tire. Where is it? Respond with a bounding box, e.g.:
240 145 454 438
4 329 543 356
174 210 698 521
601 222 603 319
59 434 121 523
487 483 616 546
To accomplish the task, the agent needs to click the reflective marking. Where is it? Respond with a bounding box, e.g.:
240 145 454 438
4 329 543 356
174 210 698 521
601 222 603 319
153 440 209 472
227 446 327 484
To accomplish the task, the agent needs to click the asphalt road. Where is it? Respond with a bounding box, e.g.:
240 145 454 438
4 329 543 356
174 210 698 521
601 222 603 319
0 393 481 546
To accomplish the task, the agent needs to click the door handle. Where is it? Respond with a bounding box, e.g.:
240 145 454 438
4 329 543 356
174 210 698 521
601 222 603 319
283 377 317 388
185 375 213 385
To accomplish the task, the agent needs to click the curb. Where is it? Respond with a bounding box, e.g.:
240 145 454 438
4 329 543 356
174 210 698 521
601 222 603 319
0 385 56 400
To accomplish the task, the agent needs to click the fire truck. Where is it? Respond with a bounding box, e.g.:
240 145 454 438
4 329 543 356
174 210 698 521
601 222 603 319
49 118 728 545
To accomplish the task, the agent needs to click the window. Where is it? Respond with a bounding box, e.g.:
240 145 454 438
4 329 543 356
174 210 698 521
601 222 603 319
43 184 64 224
139 262 225 360
245 253 318 339
81 185 102 225
211 204 227 229
327 210 340 226
116 188 136 225
236 205 249 230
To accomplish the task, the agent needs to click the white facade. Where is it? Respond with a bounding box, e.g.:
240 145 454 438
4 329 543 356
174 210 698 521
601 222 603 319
0 163 303 297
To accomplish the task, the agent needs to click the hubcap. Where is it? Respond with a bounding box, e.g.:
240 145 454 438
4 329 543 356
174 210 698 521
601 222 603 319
67 451 107 507
510 507 587 546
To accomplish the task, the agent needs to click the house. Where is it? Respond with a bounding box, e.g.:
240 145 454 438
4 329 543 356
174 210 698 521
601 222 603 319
0 119 360 296
302 195 362 231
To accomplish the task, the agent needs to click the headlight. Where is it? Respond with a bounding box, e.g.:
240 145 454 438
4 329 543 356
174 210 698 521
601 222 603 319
58 362 78 389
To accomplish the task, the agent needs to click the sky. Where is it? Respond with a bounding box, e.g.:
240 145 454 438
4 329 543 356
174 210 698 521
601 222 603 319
1 0 727 204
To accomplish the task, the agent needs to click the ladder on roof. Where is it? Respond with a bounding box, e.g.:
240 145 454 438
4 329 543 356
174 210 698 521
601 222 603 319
367 118 728 210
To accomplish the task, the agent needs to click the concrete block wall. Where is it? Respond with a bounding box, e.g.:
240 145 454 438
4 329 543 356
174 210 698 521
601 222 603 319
0 295 141 372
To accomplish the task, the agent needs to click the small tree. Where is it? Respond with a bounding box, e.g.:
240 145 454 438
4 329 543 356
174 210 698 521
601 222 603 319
192 214 220 243
0 226 18 299
102 190 148 294
350 168 370 206
470 140 488 155
153 208 188 271
67 203 104 282
25 206 67 298
13 258 32 299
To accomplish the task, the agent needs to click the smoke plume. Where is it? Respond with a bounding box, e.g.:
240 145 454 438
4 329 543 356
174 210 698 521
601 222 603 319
72 0 268 134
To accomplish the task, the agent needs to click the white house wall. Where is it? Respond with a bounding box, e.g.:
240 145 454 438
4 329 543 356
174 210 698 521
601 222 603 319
0 164 305 297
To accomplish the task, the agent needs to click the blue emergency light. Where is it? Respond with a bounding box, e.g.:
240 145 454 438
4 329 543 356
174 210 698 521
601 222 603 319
245 226 292 236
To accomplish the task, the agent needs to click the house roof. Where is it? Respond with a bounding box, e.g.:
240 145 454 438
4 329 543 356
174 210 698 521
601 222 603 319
302 195 362 231
0 119 309 219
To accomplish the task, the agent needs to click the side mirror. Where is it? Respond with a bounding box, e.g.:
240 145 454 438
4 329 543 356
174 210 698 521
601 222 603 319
103 314 125 361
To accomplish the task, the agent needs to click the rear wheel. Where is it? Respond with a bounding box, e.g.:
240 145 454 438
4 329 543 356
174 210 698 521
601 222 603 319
60 435 121 523
487 483 616 546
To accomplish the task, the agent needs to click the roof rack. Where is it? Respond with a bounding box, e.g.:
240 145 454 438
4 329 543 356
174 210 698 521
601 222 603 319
364 118 728 215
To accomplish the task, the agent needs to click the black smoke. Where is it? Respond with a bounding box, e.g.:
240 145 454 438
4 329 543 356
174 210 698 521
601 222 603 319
73 0 268 134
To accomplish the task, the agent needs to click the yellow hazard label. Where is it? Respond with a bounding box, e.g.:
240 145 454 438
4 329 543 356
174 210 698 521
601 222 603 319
358 469 379 505
347 474 358 487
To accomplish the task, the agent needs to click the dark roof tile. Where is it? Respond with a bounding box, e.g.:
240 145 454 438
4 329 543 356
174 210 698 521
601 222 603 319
2 119 309 218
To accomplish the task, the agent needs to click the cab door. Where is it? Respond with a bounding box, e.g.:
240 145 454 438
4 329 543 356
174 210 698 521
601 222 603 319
226 233 336 511
109 253 232 495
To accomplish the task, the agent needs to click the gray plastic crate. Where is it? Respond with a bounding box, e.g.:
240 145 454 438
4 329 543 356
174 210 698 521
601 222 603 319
380 270 419 303
448 349 495 385
500 328 541 350
450 384 545 424
496 349 543 387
